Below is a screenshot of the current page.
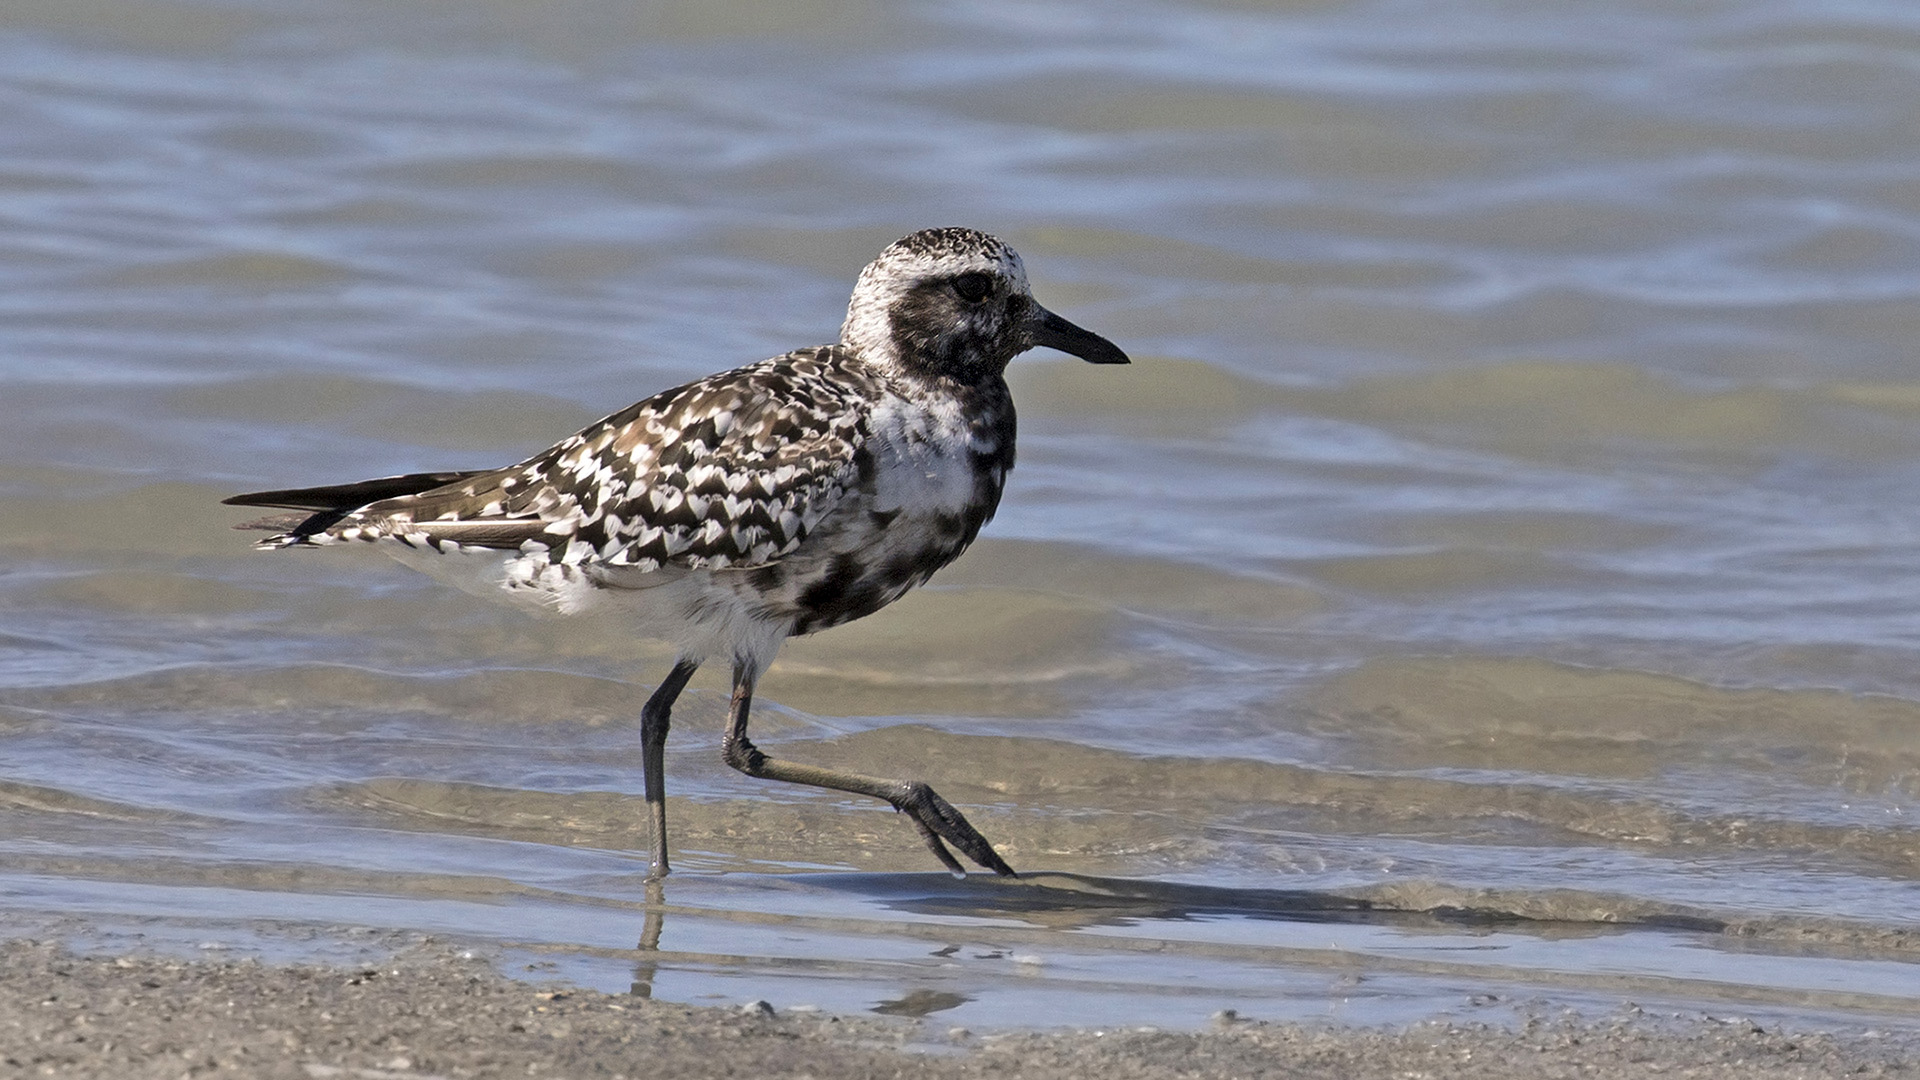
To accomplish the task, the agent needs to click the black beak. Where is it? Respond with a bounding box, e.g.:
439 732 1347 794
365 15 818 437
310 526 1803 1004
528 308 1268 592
1030 304 1130 365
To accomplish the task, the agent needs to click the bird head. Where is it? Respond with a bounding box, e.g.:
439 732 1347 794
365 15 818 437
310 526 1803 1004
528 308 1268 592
841 227 1129 384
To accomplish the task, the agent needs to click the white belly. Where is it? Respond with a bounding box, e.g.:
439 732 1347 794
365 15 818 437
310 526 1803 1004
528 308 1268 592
379 539 786 670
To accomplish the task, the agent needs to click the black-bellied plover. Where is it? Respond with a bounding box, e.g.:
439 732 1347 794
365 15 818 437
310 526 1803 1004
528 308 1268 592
226 227 1128 878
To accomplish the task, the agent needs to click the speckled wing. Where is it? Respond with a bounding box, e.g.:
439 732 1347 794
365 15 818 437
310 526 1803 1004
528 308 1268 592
325 348 876 573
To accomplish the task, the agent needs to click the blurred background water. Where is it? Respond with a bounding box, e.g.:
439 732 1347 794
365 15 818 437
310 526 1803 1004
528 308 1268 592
3 0 1919 1029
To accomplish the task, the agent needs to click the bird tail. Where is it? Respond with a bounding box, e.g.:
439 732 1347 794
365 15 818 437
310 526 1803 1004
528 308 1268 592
231 512 321 547
223 470 488 548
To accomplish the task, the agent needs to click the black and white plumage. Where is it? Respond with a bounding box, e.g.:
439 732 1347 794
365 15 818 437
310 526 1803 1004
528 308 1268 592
226 226 1128 879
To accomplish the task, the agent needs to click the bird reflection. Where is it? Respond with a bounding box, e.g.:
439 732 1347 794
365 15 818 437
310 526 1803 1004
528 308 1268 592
622 869 1706 1002
629 877 666 999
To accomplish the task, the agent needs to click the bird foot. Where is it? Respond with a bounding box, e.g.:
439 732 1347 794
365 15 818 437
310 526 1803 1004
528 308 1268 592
893 781 1016 877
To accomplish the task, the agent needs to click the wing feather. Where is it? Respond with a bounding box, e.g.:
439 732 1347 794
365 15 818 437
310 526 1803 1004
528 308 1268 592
303 348 877 570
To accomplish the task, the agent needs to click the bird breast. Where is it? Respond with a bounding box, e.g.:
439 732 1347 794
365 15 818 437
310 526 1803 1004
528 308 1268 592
866 393 994 521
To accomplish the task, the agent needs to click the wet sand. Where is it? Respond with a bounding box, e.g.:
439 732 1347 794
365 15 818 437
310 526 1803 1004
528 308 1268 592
4 938 1914 1080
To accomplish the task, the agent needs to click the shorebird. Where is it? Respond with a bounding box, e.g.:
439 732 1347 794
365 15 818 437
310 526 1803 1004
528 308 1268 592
225 227 1128 878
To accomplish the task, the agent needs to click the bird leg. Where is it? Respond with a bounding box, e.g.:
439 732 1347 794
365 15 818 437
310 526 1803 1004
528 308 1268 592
641 658 700 879
718 658 1015 877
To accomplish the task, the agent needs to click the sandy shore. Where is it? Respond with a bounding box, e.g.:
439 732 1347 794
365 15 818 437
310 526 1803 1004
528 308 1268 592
3 938 1914 1079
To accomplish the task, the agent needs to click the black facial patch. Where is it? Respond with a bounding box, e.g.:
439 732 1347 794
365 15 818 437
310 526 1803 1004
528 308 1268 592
888 275 1019 382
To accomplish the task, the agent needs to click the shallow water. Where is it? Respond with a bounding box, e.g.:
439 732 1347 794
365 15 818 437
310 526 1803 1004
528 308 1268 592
3 0 1919 1029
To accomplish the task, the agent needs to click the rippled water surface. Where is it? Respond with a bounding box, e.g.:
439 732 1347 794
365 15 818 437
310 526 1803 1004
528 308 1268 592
4 0 1919 1029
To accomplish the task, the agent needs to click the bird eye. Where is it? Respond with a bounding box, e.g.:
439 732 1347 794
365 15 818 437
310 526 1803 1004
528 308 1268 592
951 272 994 304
